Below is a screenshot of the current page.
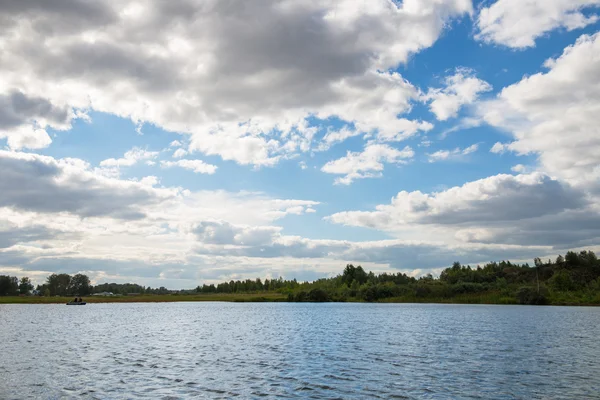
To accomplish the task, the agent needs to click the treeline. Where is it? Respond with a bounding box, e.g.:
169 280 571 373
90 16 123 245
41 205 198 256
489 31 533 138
195 277 300 294
93 282 171 295
3 249 600 305
280 250 600 305
0 276 33 296
0 273 172 297
192 250 600 305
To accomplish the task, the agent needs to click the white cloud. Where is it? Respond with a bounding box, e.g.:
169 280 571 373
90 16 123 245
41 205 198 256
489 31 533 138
476 0 600 48
160 159 217 175
317 126 361 151
0 91 76 149
193 221 281 246
172 148 188 158
0 149 326 286
423 68 492 121
480 32 600 186
322 144 414 185
419 138 432 147
427 143 479 162
462 144 479 155
1 157 596 287
4 0 599 289
438 117 482 139
0 150 174 219
0 0 471 166
100 147 158 167
490 142 509 154
326 172 596 247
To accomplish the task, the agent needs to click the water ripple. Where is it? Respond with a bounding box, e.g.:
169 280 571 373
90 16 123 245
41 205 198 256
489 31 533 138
0 303 599 399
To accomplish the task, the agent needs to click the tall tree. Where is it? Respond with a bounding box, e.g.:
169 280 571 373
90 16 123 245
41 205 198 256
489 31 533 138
69 274 91 296
0 275 19 296
46 273 72 296
19 277 33 295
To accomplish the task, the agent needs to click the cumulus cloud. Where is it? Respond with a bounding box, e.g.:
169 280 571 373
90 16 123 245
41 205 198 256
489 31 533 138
322 144 414 185
317 126 361 151
0 150 174 220
5 0 599 289
0 0 471 166
423 68 492 121
160 159 218 174
476 0 600 48
427 143 478 162
511 164 528 173
326 172 594 247
0 222 69 250
490 142 509 154
480 32 600 186
194 221 280 246
100 147 158 167
191 234 557 276
0 90 76 149
0 157 324 286
172 148 188 158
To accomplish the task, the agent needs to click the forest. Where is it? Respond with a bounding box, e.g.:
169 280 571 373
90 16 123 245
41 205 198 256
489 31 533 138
1 250 600 305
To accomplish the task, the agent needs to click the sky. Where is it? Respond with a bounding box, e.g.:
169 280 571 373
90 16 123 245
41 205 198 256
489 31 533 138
1 0 600 289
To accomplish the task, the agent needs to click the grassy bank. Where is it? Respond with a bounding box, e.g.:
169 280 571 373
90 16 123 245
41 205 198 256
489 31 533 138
0 292 287 304
2 290 599 305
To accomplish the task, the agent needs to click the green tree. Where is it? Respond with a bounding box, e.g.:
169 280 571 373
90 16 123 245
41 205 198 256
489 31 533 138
69 274 91 296
354 266 368 285
565 251 579 268
549 270 574 291
19 277 34 295
341 264 356 286
308 288 329 302
46 273 72 296
0 275 19 296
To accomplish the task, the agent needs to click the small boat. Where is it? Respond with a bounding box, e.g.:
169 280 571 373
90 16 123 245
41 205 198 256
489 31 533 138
66 302 87 305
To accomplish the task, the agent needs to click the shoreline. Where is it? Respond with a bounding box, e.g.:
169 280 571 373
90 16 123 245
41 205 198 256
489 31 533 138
1 294 598 306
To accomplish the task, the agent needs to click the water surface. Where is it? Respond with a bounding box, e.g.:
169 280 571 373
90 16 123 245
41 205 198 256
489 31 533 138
1 303 599 399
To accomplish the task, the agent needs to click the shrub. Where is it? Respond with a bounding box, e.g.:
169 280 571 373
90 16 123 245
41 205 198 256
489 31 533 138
516 287 548 305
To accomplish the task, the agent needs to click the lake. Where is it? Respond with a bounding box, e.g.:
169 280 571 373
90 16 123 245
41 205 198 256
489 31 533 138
1 303 599 399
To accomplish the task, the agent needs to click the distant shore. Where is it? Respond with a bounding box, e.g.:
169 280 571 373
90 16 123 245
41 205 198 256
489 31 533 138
1 292 598 306
0 293 288 304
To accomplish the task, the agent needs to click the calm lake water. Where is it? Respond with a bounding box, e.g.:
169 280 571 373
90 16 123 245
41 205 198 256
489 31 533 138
1 303 599 399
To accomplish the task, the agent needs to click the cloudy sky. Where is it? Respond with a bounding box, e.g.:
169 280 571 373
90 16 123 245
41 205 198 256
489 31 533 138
1 0 600 288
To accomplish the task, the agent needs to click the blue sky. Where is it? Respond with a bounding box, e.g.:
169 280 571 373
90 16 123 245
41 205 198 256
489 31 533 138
1 0 600 288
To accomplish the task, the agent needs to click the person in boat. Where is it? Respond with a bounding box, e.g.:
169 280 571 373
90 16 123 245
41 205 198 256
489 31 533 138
73 297 78 303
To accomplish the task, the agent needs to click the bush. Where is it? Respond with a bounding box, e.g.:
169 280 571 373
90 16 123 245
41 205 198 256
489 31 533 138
294 291 308 302
414 286 432 298
516 287 548 305
451 282 486 295
549 270 576 291
308 288 329 302
359 284 378 302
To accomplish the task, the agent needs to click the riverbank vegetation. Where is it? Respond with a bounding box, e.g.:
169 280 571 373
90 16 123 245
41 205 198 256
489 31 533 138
1 250 599 305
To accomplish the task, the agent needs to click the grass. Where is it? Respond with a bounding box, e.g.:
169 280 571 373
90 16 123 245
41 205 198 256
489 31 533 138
0 292 287 304
376 291 518 305
2 290 598 305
